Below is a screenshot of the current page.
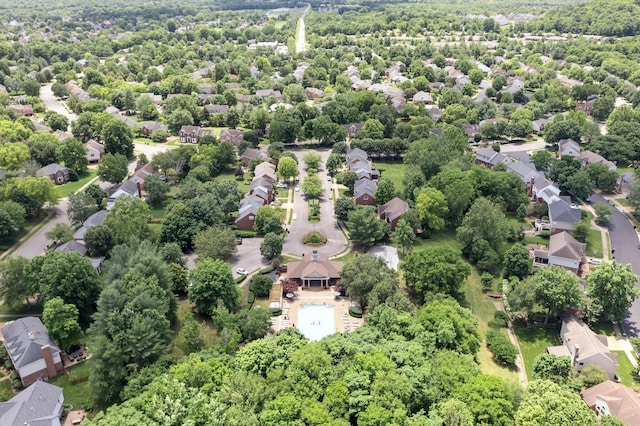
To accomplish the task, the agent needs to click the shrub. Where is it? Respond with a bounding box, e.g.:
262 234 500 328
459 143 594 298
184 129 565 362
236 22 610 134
269 308 282 316
251 275 273 297
11 379 22 390
10 371 19 380
480 272 494 291
349 307 363 318
4 360 12 370
494 311 509 323
308 203 320 221
234 230 258 238
486 329 518 365
302 231 327 245
259 265 275 274
235 275 247 284
488 318 507 329
247 292 255 306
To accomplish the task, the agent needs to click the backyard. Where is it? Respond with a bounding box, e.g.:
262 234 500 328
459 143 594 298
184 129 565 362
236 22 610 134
372 160 405 194
49 361 91 410
513 324 559 380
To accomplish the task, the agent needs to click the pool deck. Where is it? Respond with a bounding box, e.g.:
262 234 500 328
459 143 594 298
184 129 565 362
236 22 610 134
273 287 363 336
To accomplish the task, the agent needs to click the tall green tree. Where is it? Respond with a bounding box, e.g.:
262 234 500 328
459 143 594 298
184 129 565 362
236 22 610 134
97 153 128 184
194 226 237 261
188 258 239 314
0 256 35 307
102 119 134 158
340 254 399 310
418 297 481 355
503 244 531 279
346 206 389 248
143 174 169 207
415 187 448 231
533 266 585 322
302 172 323 199
67 191 99 225
374 178 396 205
277 156 299 182
42 297 82 352
260 232 283 261
401 246 471 301
302 152 322 170
516 380 597 426
104 196 151 244
56 138 88 175
393 218 415 255
586 261 640 322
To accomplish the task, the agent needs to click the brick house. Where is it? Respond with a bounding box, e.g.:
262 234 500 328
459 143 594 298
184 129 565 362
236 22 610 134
179 125 213 143
354 179 377 206
220 128 244 146
378 197 410 230
36 163 70 184
140 121 168 136
1 317 64 386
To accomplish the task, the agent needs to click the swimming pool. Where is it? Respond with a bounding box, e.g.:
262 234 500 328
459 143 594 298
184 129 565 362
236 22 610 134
297 303 335 342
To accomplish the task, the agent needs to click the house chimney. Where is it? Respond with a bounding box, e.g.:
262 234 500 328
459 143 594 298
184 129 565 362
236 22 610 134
41 345 57 378
28 332 34 340
136 181 143 198
528 177 534 197
574 344 580 360
312 250 319 262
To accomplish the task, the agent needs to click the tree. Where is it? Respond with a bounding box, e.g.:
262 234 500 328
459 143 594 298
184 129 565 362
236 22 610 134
0 256 35 307
505 279 537 326
415 187 448 231
194 226 237 261
435 399 474 426
418 297 481 355
346 206 389 248
103 196 151 245
533 266 585 322
593 202 612 225
580 364 608 388
30 251 101 324
97 153 128 184
28 132 59 165
45 223 73 244
302 153 322 170
336 171 357 192
340 254 398 310
51 81 69 98
325 154 343 175
269 108 301 144
102 119 134 158
454 374 514 426
277 156 299 181
236 307 272 342
0 142 30 169
188 258 239 314
84 225 115 257
4 177 58 217
178 312 205 354
254 206 281 235
67 191 99 225
531 150 556 173
565 171 594 200
401 246 471 301
374 178 396 205
55 138 87 175
251 275 273 298
302 172 322 199
42 297 82 352
143 174 169 207
573 220 590 243
393 218 415 255
334 197 354 222
457 198 508 272
587 261 640 322
503 244 531 279
260 232 283 261
516 380 596 426
85 184 108 206
44 111 69 132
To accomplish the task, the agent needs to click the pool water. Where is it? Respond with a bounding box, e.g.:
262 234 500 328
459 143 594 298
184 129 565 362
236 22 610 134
297 304 335 342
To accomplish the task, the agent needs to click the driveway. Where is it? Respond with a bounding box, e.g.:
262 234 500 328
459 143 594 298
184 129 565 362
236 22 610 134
185 237 267 278
40 83 77 122
368 245 399 271
283 149 348 257
590 193 640 337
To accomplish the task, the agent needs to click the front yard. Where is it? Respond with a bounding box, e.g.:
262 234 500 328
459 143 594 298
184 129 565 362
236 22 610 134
613 350 639 387
54 169 98 198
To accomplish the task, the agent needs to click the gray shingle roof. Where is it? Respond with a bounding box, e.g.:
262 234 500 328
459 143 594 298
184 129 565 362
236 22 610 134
1 318 60 369
0 381 63 426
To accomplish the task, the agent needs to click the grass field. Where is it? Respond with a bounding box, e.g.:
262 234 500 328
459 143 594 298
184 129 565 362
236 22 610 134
613 350 638 387
372 161 405 194
213 169 250 194
171 299 219 359
412 229 460 251
513 325 559 380
0 380 13 402
49 361 92 410
586 229 603 258
54 169 98 198
617 197 631 207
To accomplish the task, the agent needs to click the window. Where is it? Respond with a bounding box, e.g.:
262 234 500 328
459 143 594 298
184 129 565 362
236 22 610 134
363 196 369 200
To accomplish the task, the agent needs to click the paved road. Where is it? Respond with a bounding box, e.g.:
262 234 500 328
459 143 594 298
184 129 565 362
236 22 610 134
590 193 640 337
9 199 70 260
283 149 348 257
40 83 77 122
499 139 547 153
296 5 310 53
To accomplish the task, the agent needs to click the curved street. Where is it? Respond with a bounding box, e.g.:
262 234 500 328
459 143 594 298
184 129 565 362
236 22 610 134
40 83 77 122
590 193 640 337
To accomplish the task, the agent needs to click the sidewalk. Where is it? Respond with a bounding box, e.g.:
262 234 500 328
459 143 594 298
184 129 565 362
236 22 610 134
610 322 638 368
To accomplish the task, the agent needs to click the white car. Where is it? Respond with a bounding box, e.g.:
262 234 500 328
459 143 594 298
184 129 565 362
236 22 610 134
236 267 248 275
329 193 333 200
295 186 300 192
587 258 602 265
276 182 288 188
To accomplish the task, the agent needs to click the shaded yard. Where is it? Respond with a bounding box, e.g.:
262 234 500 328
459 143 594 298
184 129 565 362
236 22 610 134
513 324 559 380
48 361 91 410
373 160 405 194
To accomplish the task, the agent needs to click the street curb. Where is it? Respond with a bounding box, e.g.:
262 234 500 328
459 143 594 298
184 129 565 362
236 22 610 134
0 212 55 260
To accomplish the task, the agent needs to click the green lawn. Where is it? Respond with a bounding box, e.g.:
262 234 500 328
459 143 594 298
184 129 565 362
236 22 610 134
613 350 638 387
49 361 92 410
586 229 603 258
513 325 559 380
54 170 98 198
373 161 405 194
171 298 218 359
149 206 167 220
0 380 13 402
617 197 631 207
213 169 250 194
524 235 549 247
411 229 460 251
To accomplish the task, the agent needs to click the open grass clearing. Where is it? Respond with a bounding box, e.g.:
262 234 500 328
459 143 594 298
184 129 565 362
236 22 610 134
613 350 639 387
586 229 603 258
213 169 250 194
513 324 559 380
48 361 92 410
54 169 98 198
171 298 218 359
372 160 405 194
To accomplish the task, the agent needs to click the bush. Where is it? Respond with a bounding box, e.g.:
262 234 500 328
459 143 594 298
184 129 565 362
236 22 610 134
10 371 19 380
302 231 327 245
234 230 258 238
308 203 320 221
259 265 275 274
4 360 12 370
235 275 247 284
251 275 273 297
494 311 509 322
247 292 255 306
486 329 518 365
11 379 22 390
488 318 507 329
269 308 282 316
480 272 494 292
349 307 363 318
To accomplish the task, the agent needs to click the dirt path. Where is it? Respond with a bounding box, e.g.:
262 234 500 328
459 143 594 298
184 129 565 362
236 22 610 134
495 301 529 386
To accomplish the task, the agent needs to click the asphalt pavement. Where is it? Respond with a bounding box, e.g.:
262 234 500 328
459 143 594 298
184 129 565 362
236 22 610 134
40 83 77 122
590 193 640 337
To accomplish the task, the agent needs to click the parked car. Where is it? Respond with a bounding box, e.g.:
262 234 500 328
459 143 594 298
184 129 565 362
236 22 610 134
295 186 300 192
329 193 333 200
236 267 248 275
276 182 288 188
588 258 602 265
236 236 242 245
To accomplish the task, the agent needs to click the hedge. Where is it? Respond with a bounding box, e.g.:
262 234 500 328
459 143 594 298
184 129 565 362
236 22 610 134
349 307 363 318
247 292 255 306
486 329 518 366
235 230 258 238
259 265 275 274
235 275 247 284
269 308 282 317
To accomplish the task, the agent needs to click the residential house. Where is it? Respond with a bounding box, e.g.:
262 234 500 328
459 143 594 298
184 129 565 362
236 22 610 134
235 202 261 230
286 250 343 288
581 381 640 425
342 123 364 138
547 231 586 273
463 123 480 138
240 148 271 166
254 162 277 181
547 316 618 379
113 114 138 129
107 163 155 209
73 210 107 241
8 104 33 116
179 125 213 143
249 177 275 203
305 88 324 99
204 104 229 115
580 151 617 171
532 119 548 134
55 240 88 256
53 130 73 141
548 198 582 234
378 197 410 230
413 91 433 104
139 121 168 137
220 128 244 146
354 179 377 206
475 147 512 168
428 82 445 91
84 139 105 164
36 163 70 184
255 89 283 101
1 317 64 386
236 94 251 105
575 101 593 115
558 139 581 158
427 107 443 121
0 381 64 426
